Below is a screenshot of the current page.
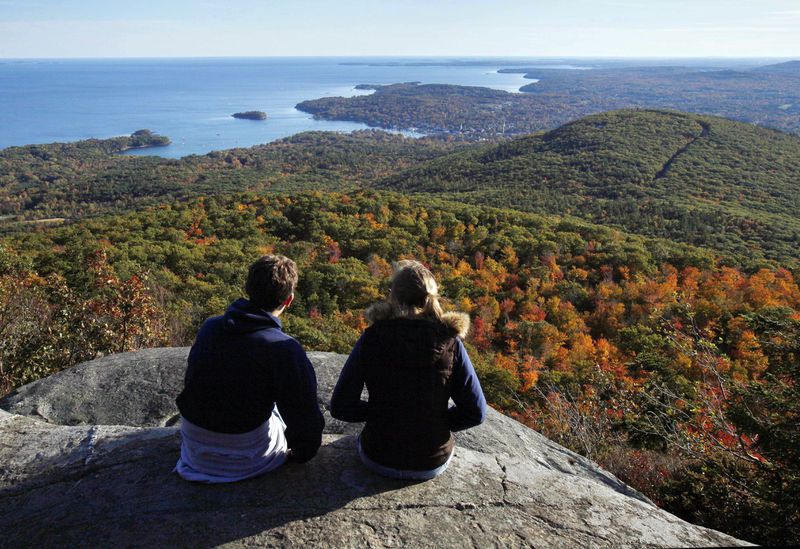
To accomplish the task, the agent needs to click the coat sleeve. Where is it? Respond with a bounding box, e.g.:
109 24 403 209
330 335 369 422
273 339 325 463
448 338 488 431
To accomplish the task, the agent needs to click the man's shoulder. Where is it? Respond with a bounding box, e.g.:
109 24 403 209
254 325 295 343
201 315 225 328
256 329 307 356
195 315 225 338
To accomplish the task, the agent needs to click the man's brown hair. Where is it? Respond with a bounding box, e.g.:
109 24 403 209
245 255 298 311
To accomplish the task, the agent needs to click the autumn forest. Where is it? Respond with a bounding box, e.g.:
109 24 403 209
1 106 799 545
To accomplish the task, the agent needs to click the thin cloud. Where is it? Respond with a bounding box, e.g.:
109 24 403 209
547 24 799 33
0 18 179 26
0 0 45 6
599 1 645 7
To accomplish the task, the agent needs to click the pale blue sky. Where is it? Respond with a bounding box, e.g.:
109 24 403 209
1 0 798 58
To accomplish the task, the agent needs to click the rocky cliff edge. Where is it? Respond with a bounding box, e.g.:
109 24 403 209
0 348 751 548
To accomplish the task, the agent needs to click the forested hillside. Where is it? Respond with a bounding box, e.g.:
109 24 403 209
3 110 800 265
1 190 797 544
0 130 460 222
378 110 800 263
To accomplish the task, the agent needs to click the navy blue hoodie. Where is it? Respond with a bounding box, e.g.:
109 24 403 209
176 298 324 462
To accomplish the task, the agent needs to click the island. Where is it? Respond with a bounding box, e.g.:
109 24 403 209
232 111 267 120
125 129 171 149
107 129 171 154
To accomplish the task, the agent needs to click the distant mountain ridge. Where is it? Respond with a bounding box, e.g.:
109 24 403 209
753 60 800 73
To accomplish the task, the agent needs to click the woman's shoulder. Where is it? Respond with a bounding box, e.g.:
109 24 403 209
364 302 395 324
440 312 470 339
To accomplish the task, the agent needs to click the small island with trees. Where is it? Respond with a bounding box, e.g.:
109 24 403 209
124 129 171 149
101 129 171 154
232 111 267 121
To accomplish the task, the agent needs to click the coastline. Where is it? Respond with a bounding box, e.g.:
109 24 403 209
116 142 171 154
0 58 535 156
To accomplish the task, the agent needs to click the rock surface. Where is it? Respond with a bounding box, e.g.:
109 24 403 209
0 348 751 548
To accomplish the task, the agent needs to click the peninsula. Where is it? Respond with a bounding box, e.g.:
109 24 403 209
297 61 800 139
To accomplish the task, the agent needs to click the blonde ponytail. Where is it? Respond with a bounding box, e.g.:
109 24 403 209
389 260 443 321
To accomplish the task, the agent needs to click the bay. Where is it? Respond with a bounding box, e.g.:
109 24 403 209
0 57 532 157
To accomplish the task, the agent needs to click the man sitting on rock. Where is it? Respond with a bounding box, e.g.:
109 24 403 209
175 254 324 482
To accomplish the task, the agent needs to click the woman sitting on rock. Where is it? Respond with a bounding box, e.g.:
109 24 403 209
331 260 487 480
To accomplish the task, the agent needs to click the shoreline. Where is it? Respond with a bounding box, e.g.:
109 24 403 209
116 142 171 154
0 58 548 155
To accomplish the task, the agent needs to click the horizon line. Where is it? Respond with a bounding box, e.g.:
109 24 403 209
1 55 797 61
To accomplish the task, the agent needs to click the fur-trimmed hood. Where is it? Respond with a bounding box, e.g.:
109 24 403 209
364 302 470 339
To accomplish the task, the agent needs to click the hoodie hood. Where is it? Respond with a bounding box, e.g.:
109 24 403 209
365 301 470 339
223 298 282 334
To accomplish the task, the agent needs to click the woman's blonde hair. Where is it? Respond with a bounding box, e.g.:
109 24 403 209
388 260 444 321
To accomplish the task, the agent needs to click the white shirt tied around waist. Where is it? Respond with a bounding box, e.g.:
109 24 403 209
175 407 288 483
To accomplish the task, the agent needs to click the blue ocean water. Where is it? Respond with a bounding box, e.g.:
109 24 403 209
0 57 532 157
